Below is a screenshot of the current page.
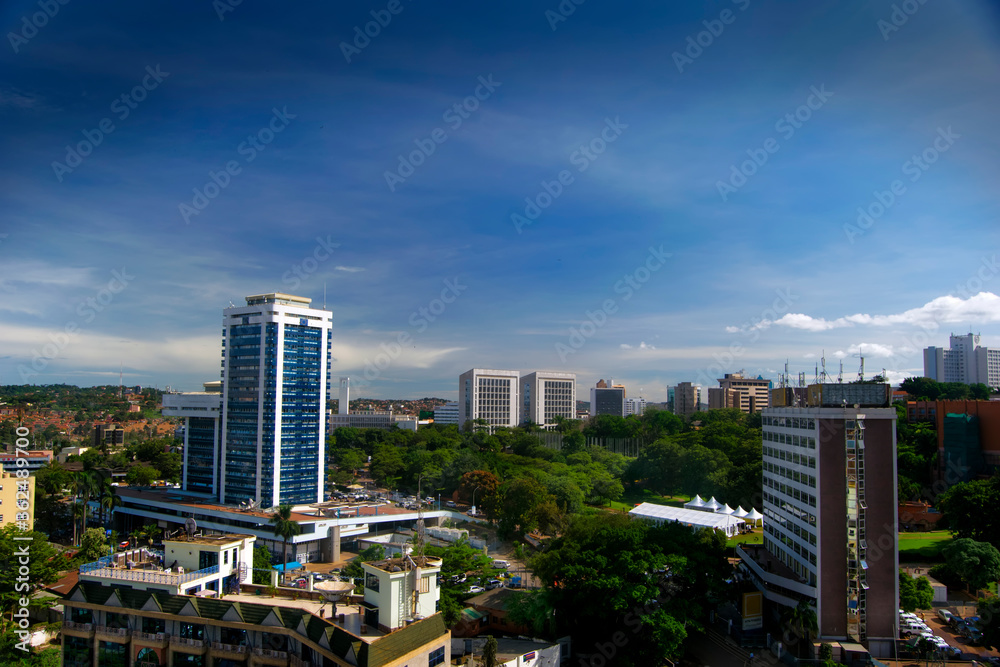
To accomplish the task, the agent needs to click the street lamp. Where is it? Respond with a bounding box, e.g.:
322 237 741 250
472 485 483 515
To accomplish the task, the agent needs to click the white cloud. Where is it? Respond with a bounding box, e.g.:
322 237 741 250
728 292 1000 333
335 266 365 273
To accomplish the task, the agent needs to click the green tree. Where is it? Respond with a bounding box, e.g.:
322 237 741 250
531 513 728 664
495 477 551 539
252 545 273 585
939 476 1000 548
781 600 818 657
976 596 1000 651
269 505 301 580
125 464 160 488
77 528 109 563
478 635 498 667
942 538 1000 591
898 571 934 611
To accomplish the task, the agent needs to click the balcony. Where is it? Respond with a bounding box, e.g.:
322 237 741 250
61 621 94 637
210 641 249 659
95 625 130 643
253 647 289 665
132 630 169 648
79 557 220 589
169 636 206 653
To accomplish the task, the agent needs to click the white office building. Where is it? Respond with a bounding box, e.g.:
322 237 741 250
924 333 1000 390
434 401 460 425
220 293 333 507
520 371 576 427
459 369 520 430
625 396 646 416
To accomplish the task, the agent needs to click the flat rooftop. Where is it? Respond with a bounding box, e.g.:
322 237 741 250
165 533 254 546
365 556 442 573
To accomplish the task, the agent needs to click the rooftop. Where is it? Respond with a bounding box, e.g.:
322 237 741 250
165 533 254 547
365 556 443 573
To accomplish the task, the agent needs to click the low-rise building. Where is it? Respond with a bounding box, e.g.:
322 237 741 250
0 462 34 529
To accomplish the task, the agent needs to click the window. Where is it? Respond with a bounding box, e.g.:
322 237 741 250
429 646 446 667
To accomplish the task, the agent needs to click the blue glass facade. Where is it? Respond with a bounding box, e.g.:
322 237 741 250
221 300 331 507
186 416 217 495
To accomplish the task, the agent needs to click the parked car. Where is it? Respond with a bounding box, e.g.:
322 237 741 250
292 578 309 589
446 500 457 508
491 560 510 569
937 609 955 624
467 585 485 594
486 579 503 590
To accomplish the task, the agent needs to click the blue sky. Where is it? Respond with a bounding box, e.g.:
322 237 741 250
2 0 1000 400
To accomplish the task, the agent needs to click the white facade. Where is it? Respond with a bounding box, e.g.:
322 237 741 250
924 333 1000 389
625 396 646 416
79 534 255 596
220 293 333 507
362 557 443 632
434 401 460 425
329 410 418 431
519 371 576 427
459 369 520 430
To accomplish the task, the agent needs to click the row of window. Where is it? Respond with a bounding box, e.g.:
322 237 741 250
765 462 817 489
763 416 817 429
763 446 815 468
764 477 817 507
763 430 816 449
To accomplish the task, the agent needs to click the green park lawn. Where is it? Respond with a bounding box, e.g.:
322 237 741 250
605 489 690 512
898 530 952 562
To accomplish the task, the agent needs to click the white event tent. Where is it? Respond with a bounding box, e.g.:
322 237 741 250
629 503 745 537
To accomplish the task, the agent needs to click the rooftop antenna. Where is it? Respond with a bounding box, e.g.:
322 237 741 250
323 281 327 310
782 360 789 389
820 351 828 383
856 345 865 383
838 360 844 384
814 363 819 384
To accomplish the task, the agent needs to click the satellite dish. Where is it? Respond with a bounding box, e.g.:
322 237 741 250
185 517 197 538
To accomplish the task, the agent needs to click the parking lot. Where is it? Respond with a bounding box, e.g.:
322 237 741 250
900 609 1000 662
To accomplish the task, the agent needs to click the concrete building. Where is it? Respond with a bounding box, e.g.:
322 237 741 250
162 382 223 498
361 556 443 633
671 382 701 419
220 293 333 507
328 377 418 431
589 380 625 417
739 388 898 659
459 369 520 430
625 396 646 416
433 402 459 426
906 399 1000 483
60 574 450 667
0 462 34 529
710 371 771 413
79 533 255 596
519 371 576 427
924 333 1000 390
0 449 52 475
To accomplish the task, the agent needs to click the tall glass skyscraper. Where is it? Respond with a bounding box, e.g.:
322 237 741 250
220 293 332 506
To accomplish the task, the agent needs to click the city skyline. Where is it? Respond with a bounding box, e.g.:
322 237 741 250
2 1 1000 399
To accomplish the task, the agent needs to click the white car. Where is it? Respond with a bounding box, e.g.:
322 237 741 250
467 585 485 594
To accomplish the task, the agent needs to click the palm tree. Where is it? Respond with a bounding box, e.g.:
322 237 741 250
270 505 301 584
99 480 121 526
141 523 161 548
782 600 818 658
74 470 101 537
71 501 88 547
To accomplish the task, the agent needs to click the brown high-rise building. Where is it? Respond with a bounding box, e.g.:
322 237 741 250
709 371 770 413
739 391 897 660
